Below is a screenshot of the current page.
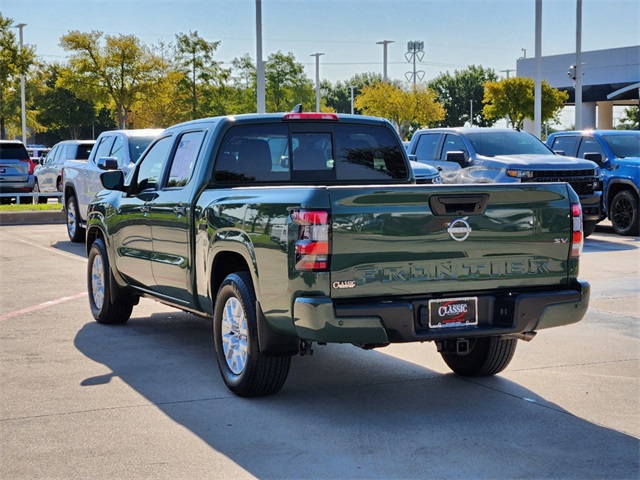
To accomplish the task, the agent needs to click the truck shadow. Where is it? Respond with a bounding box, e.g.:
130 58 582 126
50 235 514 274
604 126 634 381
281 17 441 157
74 312 639 479
51 240 88 258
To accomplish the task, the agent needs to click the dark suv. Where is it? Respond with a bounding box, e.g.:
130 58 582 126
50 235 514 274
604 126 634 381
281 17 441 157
0 140 35 203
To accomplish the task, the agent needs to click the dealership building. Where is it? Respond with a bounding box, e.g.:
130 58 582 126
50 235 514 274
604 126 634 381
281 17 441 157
517 45 639 129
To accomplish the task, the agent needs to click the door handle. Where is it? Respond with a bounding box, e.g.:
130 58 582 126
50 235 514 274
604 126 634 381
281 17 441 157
173 205 187 216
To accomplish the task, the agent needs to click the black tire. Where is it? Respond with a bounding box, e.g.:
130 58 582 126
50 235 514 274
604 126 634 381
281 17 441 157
610 190 639 236
441 336 517 377
583 220 597 238
33 180 47 204
87 238 134 324
66 194 85 242
213 272 291 397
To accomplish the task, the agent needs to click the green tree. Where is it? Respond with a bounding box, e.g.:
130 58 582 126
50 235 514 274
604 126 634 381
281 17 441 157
0 14 36 139
228 53 257 114
428 65 498 127
264 51 313 112
355 83 445 139
35 63 97 139
59 30 163 129
617 106 639 130
483 77 568 130
175 30 228 119
322 72 383 114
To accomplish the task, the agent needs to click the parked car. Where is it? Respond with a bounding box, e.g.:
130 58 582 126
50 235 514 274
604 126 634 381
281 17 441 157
547 130 639 236
409 160 441 184
0 140 35 203
33 140 96 203
62 129 162 241
26 145 51 162
406 128 603 236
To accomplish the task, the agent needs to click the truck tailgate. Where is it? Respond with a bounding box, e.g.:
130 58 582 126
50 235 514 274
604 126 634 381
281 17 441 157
328 183 574 299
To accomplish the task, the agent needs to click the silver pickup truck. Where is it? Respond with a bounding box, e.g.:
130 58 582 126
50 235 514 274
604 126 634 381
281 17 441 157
62 129 162 241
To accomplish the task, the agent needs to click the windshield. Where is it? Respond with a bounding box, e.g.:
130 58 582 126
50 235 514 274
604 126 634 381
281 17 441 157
602 133 640 159
467 131 553 157
128 136 158 164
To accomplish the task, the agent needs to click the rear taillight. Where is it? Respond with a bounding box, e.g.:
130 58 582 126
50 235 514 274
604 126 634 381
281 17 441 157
291 209 330 271
570 203 583 258
20 158 37 174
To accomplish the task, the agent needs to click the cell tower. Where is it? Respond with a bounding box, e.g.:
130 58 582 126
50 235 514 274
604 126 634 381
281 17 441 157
405 41 425 86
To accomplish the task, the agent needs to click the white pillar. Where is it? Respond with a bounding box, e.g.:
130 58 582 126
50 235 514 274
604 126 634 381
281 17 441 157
597 102 614 129
376 40 394 82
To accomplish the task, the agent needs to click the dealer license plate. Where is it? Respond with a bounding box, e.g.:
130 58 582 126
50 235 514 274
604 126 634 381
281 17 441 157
429 297 478 329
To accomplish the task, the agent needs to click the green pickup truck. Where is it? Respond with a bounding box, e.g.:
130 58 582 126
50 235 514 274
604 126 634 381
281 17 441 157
86 112 590 397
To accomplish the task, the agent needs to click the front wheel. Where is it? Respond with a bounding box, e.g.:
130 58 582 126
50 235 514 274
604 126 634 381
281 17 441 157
610 190 639 236
213 272 291 397
66 194 85 242
87 238 134 324
440 336 517 376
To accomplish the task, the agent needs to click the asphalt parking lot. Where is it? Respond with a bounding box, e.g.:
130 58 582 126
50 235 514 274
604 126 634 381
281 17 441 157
0 222 638 479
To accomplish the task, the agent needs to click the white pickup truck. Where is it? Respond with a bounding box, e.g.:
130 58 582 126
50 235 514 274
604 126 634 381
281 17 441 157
62 129 162 241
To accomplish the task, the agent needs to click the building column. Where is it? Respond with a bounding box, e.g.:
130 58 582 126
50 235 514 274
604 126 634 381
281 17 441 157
582 102 597 129
597 102 614 129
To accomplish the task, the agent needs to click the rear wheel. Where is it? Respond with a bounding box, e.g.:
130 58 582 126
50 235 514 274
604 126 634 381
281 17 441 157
33 180 47 204
66 194 85 242
610 190 639 236
87 238 134 324
440 336 517 376
213 272 291 397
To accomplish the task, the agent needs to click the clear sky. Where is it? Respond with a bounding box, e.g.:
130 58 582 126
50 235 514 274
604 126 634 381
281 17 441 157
4 0 639 84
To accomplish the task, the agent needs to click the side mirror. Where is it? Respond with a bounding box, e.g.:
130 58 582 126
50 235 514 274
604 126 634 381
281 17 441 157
583 152 604 165
445 150 467 166
553 150 566 156
100 170 126 191
97 157 119 171
408 154 417 162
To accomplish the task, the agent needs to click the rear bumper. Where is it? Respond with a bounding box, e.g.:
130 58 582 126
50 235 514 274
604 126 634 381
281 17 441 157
579 191 602 222
0 176 35 193
292 280 590 344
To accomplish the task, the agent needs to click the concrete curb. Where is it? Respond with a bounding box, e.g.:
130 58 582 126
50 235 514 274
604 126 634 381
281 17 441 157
0 210 65 226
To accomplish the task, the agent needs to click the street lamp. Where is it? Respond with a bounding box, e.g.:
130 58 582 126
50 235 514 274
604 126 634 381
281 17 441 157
310 53 324 112
255 0 265 113
376 40 394 82
15 23 27 145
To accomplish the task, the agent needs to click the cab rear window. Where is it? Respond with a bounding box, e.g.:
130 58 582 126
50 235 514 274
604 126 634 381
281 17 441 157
0 143 29 160
213 123 407 184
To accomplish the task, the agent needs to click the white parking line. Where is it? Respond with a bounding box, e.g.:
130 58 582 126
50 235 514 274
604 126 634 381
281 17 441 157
0 292 87 322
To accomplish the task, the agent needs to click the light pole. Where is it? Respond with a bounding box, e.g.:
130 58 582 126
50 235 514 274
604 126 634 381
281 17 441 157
534 0 542 138
15 23 27 145
255 0 265 113
575 0 583 130
349 85 355 114
310 53 324 112
376 40 394 82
